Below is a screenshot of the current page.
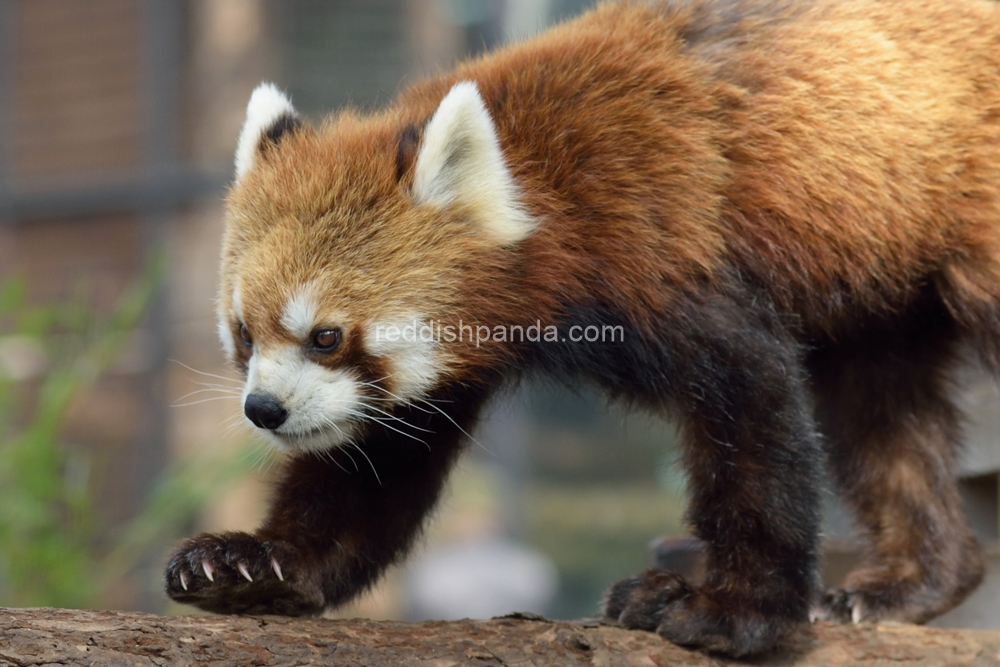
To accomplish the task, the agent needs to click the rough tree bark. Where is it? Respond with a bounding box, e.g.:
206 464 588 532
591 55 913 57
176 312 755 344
2 607 999 667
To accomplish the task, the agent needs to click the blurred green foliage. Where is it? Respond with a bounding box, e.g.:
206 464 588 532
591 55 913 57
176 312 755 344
0 265 252 608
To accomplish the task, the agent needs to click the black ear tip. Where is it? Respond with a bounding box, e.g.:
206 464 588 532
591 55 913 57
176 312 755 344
259 112 303 151
396 123 422 183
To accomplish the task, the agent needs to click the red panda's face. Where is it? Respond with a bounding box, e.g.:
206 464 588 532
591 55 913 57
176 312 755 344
217 199 465 453
218 270 447 454
216 82 534 453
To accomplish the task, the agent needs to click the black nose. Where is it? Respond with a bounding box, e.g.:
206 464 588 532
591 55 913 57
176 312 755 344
244 393 288 430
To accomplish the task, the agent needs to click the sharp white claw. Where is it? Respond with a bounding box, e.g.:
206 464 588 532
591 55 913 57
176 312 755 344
238 561 253 582
851 599 864 624
271 557 284 582
808 608 819 623
180 571 189 591
202 560 215 582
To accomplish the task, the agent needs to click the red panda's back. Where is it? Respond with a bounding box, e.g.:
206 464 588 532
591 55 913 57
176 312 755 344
711 0 1000 330
394 0 1000 337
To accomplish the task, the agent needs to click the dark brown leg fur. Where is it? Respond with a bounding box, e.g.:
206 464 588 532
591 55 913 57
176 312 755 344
165 388 487 614
808 294 984 624
579 289 822 657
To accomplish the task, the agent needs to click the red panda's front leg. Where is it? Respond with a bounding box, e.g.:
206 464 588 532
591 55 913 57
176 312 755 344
164 394 482 615
589 292 822 656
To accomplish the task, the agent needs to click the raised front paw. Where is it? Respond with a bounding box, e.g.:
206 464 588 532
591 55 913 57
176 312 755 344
165 532 323 615
603 568 799 657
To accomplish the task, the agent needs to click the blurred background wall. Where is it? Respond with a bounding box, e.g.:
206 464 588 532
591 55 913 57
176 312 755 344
0 0 998 627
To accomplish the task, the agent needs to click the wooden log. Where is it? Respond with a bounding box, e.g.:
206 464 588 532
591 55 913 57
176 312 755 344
2 607 1000 666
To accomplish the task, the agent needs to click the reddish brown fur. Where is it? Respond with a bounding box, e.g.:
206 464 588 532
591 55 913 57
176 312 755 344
169 0 1000 657
224 0 1000 370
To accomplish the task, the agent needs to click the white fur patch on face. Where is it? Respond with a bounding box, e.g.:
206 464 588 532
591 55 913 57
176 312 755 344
232 284 245 322
412 81 536 246
244 345 361 453
218 318 236 358
217 284 243 358
366 318 442 401
235 82 298 181
281 284 320 340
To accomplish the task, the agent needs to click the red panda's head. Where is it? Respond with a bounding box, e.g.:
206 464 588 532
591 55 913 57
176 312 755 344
218 82 535 453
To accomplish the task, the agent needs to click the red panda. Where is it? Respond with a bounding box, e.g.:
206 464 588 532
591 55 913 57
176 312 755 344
165 0 1000 657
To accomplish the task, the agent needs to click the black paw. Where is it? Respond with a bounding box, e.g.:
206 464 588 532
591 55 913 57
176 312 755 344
165 532 323 615
604 568 795 657
813 547 985 626
604 569 695 631
811 587 860 623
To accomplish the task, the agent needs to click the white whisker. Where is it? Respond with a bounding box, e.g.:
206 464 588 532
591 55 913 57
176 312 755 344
350 443 382 487
413 397 493 456
342 407 430 450
171 395 244 408
321 448 354 475
169 359 244 386
357 381 435 415
318 416 360 472
222 415 252 437
244 441 277 474
336 442 360 472
189 380 244 391
354 379 490 455
361 403 435 433
173 387 242 403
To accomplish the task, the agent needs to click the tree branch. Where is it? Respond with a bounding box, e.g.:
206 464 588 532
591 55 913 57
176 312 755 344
1 607 999 666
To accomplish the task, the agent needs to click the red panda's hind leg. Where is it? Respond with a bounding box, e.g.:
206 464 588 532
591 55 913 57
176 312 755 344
807 295 984 624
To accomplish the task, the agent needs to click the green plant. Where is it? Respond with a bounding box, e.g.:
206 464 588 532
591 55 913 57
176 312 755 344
0 263 253 608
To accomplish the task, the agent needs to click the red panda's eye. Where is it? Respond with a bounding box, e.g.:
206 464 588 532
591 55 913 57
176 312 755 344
312 328 342 352
239 324 253 347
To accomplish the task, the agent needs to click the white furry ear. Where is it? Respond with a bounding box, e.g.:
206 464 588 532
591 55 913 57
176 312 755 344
235 83 301 181
412 81 535 245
